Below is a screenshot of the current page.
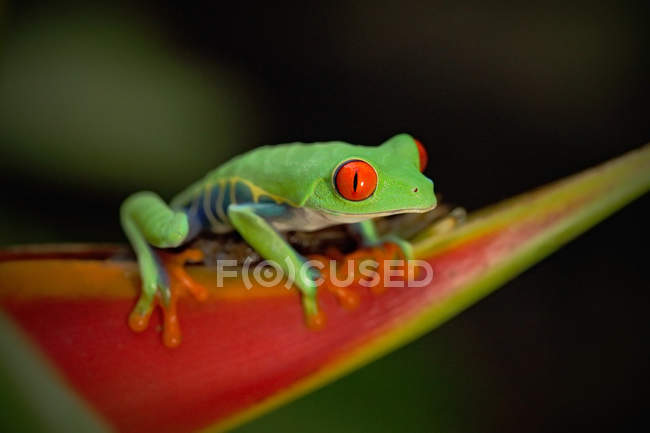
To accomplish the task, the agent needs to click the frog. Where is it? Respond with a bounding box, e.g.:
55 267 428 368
120 133 436 345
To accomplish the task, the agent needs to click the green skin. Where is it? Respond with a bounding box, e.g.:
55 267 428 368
121 133 436 321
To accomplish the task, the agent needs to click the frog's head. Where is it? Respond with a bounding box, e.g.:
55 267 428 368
306 134 436 221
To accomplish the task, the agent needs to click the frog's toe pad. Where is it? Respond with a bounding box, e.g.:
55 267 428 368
128 309 151 333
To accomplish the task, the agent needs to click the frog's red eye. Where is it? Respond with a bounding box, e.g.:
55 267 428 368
334 160 377 201
415 138 428 172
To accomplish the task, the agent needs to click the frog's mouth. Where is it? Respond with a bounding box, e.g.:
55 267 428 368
275 203 438 232
323 203 437 221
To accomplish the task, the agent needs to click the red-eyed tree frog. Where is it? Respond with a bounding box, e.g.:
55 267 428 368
121 134 436 344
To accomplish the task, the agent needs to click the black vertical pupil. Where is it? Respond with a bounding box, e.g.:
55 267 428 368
353 171 358 191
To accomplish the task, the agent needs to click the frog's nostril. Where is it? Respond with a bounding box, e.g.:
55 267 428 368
413 187 419 193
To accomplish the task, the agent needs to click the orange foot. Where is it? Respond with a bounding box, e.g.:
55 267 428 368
355 242 407 294
309 254 361 311
308 242 409 310
129 248 208 348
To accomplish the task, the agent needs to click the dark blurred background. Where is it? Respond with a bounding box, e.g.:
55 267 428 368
1 1 648 432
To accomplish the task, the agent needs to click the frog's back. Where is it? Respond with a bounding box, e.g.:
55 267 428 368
214 142 360 202
171 140 369 210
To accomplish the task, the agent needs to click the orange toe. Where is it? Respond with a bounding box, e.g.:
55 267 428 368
178 248 204 263
167 264 209 301
328 284 360 310
305 311 326 330
162 309 182 348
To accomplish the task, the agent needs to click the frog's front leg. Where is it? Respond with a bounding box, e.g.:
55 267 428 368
351 219 413 260
227 203 325 329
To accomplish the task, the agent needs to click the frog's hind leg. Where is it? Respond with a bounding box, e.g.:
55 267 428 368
121 191 200 343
